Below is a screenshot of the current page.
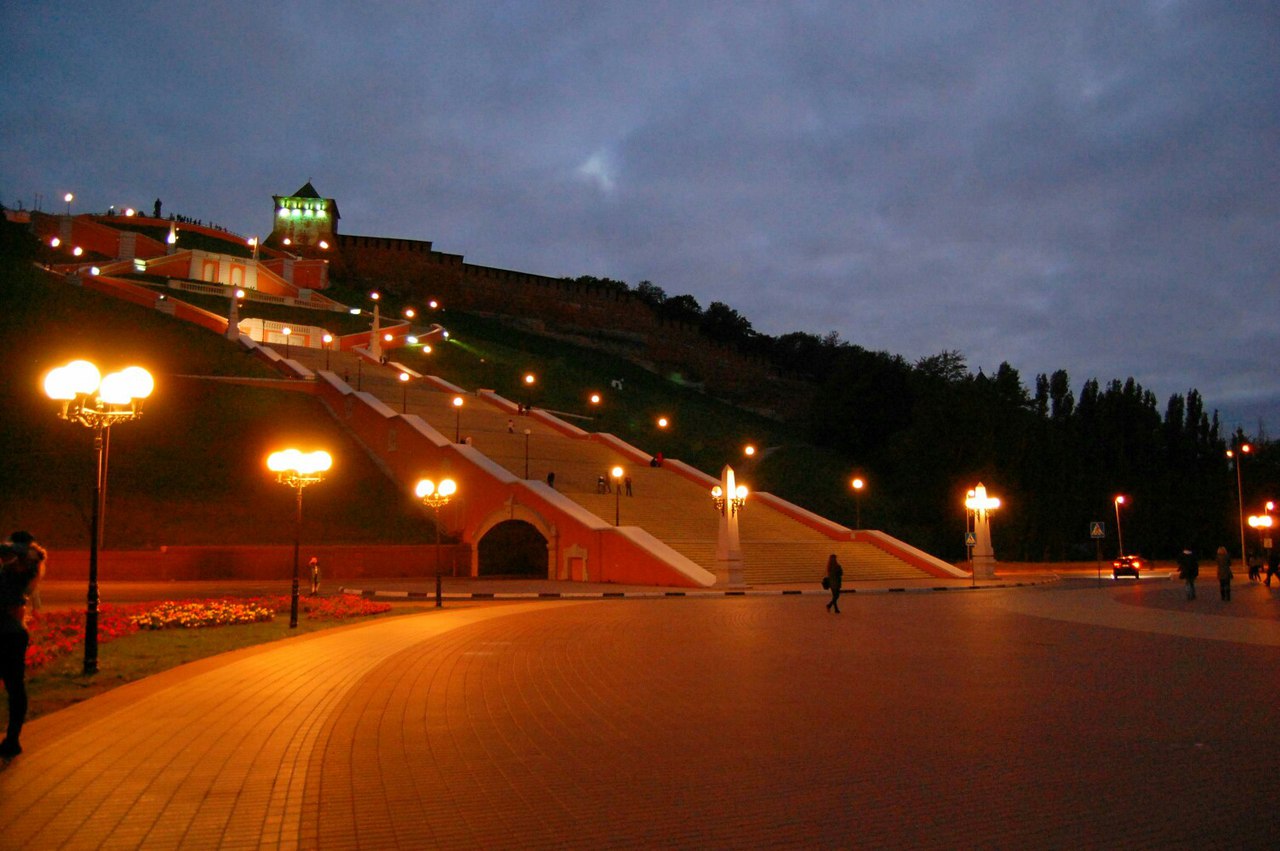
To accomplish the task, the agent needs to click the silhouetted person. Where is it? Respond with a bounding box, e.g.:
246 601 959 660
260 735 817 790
825 553 843 614
1267 548 1280 587
1215 546 1232 601
309 557 320 596
625 476 633 496
153 198 162 218
546 471 555 489
1177 548 1199 600
1 531 46 759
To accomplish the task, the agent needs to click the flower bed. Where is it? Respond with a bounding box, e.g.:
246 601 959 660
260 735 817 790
25 594 392 670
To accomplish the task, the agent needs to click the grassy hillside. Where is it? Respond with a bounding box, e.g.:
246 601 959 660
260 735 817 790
1 219 877 552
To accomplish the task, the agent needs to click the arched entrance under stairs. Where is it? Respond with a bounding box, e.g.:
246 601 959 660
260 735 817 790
477 520 548 577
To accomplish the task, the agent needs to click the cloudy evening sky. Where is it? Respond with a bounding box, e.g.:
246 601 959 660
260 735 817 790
3 1 1277 430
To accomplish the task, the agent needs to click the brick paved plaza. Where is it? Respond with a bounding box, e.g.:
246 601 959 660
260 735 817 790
2 579 1278 848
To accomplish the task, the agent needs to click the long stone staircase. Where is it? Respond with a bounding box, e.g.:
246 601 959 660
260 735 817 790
288 347 949 584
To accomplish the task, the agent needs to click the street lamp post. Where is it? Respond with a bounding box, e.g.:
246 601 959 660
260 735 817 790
282 327 292 359
322 333 333 370
64 192 74 216
964 483 1001 580
523 372 536 410
415 478 458 608
398 372 410 413
1114 495 1127 557
1227 443 1251 559
453 396 464 442
710 466 748 586
523 428 532 478
267 449 332 628
851 477 866 529
612 466 624 525
44 360 155 675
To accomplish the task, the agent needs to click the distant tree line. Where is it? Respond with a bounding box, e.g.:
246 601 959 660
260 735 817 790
569 275 1278 562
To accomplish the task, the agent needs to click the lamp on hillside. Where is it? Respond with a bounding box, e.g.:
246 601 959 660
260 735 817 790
45 360 154 674
523 372 536 409
415 477 458 608
64 192 75 216
267 449 332 628
523 428 532 478
452 396 464 442
612 466 624 525
851 477 866 529
398 372 410 413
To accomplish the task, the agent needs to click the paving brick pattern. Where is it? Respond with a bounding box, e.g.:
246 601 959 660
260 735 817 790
3 582 1278 848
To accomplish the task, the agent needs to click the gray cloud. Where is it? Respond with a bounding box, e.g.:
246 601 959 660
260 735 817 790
3 0 1276 427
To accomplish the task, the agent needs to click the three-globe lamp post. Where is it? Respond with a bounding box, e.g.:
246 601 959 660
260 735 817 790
267 449 332 628
415 477 458 608
44 359 155 674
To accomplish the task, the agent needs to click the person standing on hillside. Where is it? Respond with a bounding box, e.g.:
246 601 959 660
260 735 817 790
824 553 844 614
1 531 47 759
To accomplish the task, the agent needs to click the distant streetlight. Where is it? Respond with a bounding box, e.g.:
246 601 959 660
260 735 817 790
612 466 624 525
1113 495 1127 557
851 477 866 529
743 444 756 458
415 477 458 608
322 333 333 370
267 449 332 628
44 360 154 674
281 327 292 359
523 372 536 409
1228 443 1252 558
452 395 464 442
589 392 601 406
64 192 74 215
657 416 670 429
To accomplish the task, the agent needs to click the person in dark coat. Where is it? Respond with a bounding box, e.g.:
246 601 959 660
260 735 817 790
1215 546 1232 601
1266 548 1280 587
825 553 844 614
1 531 46 759
1177 548 1199 601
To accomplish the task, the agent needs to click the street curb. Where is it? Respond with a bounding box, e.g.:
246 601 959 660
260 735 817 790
338 579 1053 601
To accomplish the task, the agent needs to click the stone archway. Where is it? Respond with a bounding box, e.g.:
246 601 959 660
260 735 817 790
477 520 548 577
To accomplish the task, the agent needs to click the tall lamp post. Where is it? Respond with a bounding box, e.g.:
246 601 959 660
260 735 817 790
523 428 532 478
523 372 536 410
964 483 1001 580
710 466 748 586
267 449 332 628
452 396 464 442
415 477 458 608
1113 495 1127 557
281 327 292 359
612 466 624 525
398 372 410 413
322 333 333 370
851 477 866 530
1227 443 1251 559
44 360 154 674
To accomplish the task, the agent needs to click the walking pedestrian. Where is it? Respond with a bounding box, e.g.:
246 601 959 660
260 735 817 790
546 471 556 489
625 476 633 496
1177 547 1199 600
1266 548 1279 587
309 557 320 596
1 531 46 759
1247 550 1263 582
1215 546 1232 601
824 553 843 614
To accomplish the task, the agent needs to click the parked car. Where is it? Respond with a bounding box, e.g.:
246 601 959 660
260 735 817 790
1112 555 1142 579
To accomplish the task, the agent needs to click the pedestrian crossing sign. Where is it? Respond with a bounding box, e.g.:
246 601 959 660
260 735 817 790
965 531 977 547
1090 522 1105 539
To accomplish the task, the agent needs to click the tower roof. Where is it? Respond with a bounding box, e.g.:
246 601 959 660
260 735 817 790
293 181 322 199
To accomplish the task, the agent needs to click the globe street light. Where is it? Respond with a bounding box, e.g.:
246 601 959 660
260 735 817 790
612 466 624 525
267 449 332 628
1228 443 1251 558
44 360 154 674
415 477 458 608
64 192 74 215
322 333 333 370
711 483 748 516
851 477 866 529
964 483 1001 580
523 372 536 410
452 396 464 443
281 326 292 359
1113 495 1127 557
398 372 410 413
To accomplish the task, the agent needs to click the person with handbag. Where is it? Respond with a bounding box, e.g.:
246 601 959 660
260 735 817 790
824 553 844 614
